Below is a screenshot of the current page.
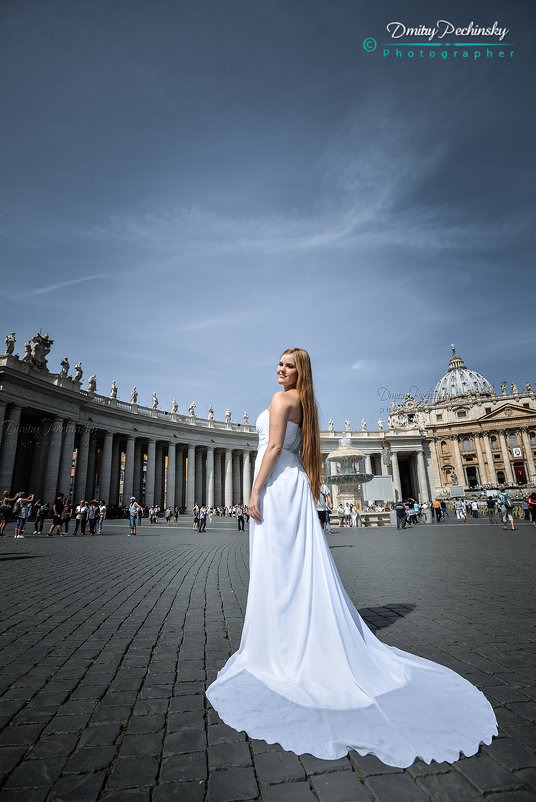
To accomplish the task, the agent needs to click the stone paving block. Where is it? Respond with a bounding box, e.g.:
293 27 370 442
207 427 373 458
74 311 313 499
140 684 173 699
365 772 429 801
0 789 49 801
159 751 207 783
310 769 371 802
0 746 27 774
167 710 204 732
417 768 484 800
43 713 90 734
405 758 452 778
168 694 205 712
208 722 247 745
174 681 206 696
163 727 206 754
208 766 259 802
515 767 536 790
4 757 66 788
208 740 252 769
63 745 116 773
484 794 536 802
101 790 151 801
100 690 138 707
120 731 164 756
106 755 159 789
261 781 317 802
127 713 165 733
456 753 523 793
90 704 132 724
486 687 531 704
298 754 350 774
348 751 402 777
152 779 205 802
78 722 122 747
506 702 536 722
48 770 106 801
132 699 169 716
0 724 44 745
28 733 79 758
254 750 306 784
508 724 536 750
484 736 536 770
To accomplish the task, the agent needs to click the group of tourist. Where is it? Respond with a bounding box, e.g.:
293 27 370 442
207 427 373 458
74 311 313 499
0 490 108 538
191 503 248 532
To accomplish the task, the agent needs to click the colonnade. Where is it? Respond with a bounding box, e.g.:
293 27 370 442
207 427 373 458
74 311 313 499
0 401 256 509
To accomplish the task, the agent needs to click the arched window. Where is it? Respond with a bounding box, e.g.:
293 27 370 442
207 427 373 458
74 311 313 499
508 432 519 446
441 441 448 454
491 436 498 449
497 470 505 484
462 437 471 452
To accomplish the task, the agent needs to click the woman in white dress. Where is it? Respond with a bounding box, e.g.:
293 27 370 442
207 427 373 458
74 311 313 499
206 347 497 767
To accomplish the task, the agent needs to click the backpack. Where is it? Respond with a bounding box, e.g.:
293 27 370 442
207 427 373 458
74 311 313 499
504 495 513 509
12 499 21 514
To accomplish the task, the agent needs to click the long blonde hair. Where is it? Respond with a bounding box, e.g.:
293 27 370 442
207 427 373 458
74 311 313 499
281 347 322 501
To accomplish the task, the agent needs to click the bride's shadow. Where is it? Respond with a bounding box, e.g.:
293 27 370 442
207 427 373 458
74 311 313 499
357 603 416 632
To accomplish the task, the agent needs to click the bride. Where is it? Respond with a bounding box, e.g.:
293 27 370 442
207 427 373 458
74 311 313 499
205 347 497 767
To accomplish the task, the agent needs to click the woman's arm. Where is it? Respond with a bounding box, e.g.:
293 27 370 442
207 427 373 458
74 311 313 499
247 392 293 522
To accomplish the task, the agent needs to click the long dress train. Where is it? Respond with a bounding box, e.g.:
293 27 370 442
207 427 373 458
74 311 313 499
205 410 497 767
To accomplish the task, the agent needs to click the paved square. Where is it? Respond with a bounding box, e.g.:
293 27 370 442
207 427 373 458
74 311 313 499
0 515 535 801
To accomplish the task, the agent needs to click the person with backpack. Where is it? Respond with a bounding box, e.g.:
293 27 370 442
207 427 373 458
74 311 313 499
34 499 49 535
13 491 34 538
394 500 406 529
498 491 515 531
315 477 332 531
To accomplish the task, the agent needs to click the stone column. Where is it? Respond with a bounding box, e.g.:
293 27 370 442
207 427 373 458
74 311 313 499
451 436 465 486
0 402 6 450
380 446 389 476
99 431 114 503
186 445 196 511
0 404 22 491
498 431 515 484
415 449 429 500
154 443 164 507
206 446 215 508
224 449 233 507
521 429 536 483
195 449 203 505
42 416 64 504
29 422 47 497
214 450 222 507
474 434 488 485
390 450 402 501
166 442 176 509
74 426 90 502
109 438 121 504
482 433 497 483
364 454 372 475
145 439 156 506
85 434 98 499
58 419 77 500
133 441 142 500
123 436 136 502
242 451 251 503
175 447 184 509
233 452 241 502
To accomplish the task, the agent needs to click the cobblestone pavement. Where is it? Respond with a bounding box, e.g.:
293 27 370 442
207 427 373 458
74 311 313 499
0 515 535 802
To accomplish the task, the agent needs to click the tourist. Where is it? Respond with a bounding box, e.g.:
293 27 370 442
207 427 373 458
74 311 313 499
236 503 245 531
206 346 497 766
394 500 406 529
193 502 200 530
350 504 359 528
0 491 17 537
315 477 332 530
407 499 418 526
33 498 49 535
97 500 106 534
498 490 515 531
471 500 479 519
486 496 497 524
165 506 172 525
454 499 466 522
149 506 157 524
337 504 344 527
173 506 179 524
13 491 34 538
528 492 536 527
522 498 529 520
440 500 450 519
198 505 207 532
432 499 442 522
344 501 351 526
73 500 88 535
128 496 142 536
61 500 72 534
48 492 64 536
87 500 99 535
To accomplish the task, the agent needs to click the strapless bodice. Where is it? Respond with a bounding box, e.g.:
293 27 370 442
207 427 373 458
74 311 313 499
256 409 302 453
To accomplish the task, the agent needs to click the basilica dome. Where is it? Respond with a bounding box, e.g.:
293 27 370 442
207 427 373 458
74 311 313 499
432 346 495 405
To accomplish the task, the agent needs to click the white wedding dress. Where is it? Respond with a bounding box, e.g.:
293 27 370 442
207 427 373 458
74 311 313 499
205 410 497 767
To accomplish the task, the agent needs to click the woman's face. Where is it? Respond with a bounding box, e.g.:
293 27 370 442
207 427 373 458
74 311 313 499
277 354 298 390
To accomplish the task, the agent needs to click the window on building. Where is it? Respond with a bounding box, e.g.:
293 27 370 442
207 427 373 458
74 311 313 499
462 437 472 452
436 413 443 421
509 433 519 446
484 407 492 414
491 436 498 449
497 470 505 484
530 432 536 446
457 410 467 418
441 441 448 454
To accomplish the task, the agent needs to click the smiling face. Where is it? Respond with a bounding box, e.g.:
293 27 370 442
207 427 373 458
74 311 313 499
277 353 299 390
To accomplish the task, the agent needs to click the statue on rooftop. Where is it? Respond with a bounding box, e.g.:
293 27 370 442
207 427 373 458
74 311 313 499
4 332 16 356
60 357 70 378
131 386 138 403
74 362 83 382
110 381 117 399
87 374 97 393
171 398 178 413
152 392 158 410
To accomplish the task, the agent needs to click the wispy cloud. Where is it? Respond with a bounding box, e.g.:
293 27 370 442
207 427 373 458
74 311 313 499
11 274 105 300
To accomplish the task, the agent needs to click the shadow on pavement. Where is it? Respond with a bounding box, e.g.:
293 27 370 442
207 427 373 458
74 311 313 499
358 603 416 631
0 553 38 561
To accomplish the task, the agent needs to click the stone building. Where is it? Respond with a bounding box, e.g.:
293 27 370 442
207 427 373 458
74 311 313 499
388 347 536 494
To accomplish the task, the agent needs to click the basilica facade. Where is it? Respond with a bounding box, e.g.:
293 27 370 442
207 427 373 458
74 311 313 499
0 334 533 508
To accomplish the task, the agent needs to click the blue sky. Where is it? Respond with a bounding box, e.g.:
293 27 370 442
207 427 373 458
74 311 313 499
1 0 534 428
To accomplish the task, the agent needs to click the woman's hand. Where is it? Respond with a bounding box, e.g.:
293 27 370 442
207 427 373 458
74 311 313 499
247 491 262 522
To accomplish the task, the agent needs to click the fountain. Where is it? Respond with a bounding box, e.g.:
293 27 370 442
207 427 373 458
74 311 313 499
327 436 373 511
